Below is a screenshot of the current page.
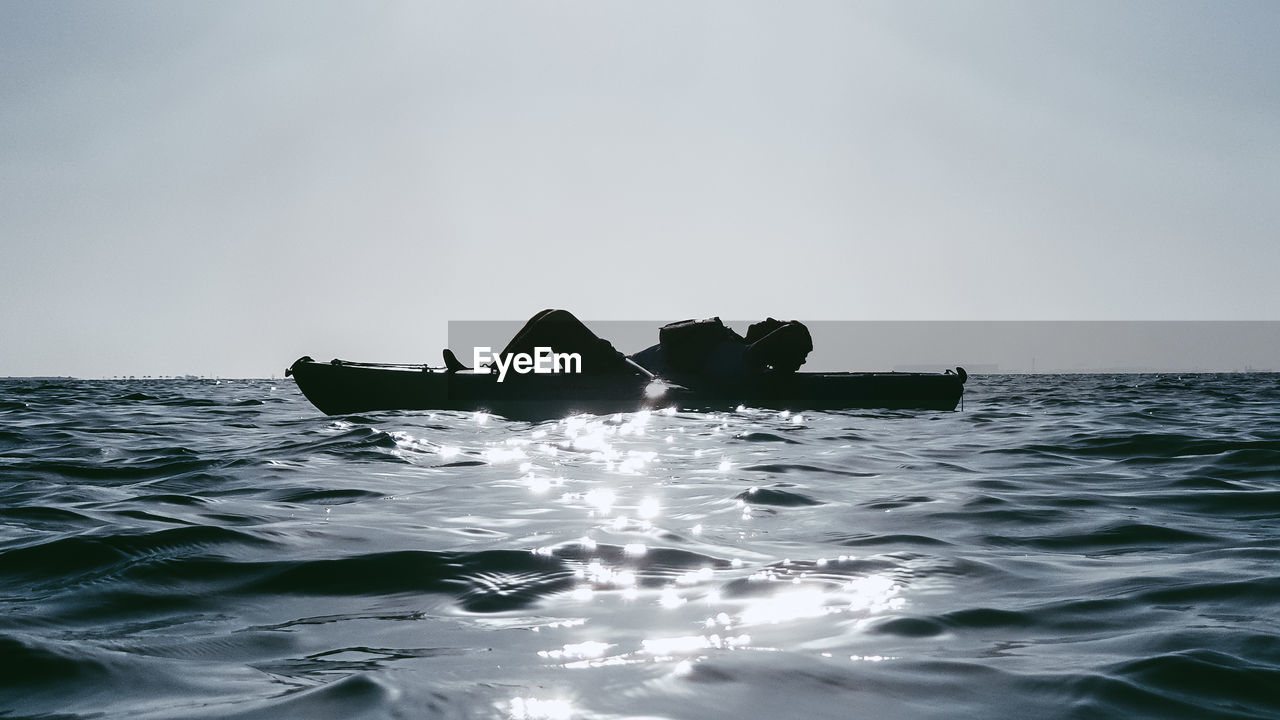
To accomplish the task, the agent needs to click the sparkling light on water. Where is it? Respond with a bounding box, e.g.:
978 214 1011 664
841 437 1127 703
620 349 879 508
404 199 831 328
11 375 1278 719
509 696 574 720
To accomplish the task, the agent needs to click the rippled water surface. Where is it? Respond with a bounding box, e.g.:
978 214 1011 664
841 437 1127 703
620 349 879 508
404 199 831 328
2 374 1279 719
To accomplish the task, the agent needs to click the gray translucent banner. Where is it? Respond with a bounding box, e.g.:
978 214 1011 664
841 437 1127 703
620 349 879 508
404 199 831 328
449 320 1280 374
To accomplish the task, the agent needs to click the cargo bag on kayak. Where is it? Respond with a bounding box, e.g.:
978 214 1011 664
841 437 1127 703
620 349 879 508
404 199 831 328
656 318 745 373
645 317 813 377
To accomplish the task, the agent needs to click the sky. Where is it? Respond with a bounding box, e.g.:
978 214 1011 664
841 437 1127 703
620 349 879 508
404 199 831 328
2 1 1278 377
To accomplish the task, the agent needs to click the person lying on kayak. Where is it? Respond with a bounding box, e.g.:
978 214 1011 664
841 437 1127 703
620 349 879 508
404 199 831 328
629 317 812 386
449 311 808 386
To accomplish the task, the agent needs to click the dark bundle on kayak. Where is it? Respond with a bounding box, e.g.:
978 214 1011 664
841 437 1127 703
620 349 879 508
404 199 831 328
630 317 814 382
743 318 813 373
286 310 966 417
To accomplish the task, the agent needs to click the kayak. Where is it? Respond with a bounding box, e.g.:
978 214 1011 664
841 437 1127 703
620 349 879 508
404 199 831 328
285 356 967 417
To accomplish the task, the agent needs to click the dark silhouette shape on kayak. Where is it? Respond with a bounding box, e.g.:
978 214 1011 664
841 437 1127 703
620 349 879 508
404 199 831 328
629 316 814 389
286 309 966 417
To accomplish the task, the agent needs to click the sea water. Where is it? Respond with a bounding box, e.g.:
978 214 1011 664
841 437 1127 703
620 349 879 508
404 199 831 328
1 374 1278 719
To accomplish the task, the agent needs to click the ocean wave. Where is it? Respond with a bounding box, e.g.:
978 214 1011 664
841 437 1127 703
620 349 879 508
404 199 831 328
2 375 1280 718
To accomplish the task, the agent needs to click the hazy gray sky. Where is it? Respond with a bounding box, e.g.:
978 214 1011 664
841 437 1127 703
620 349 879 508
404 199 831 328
3 1 1277 377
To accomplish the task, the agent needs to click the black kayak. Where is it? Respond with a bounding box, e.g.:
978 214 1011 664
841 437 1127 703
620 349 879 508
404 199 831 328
286 356 967 417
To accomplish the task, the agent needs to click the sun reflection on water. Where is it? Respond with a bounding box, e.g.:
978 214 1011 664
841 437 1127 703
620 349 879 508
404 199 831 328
508 696 574 720
636 497 661 519
737 587 831 625
538 640 613 662
583 488 616 514
484 444 528 464
486 407 922 690
537 546 910 675
574 559 637 591
524 473 568 494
